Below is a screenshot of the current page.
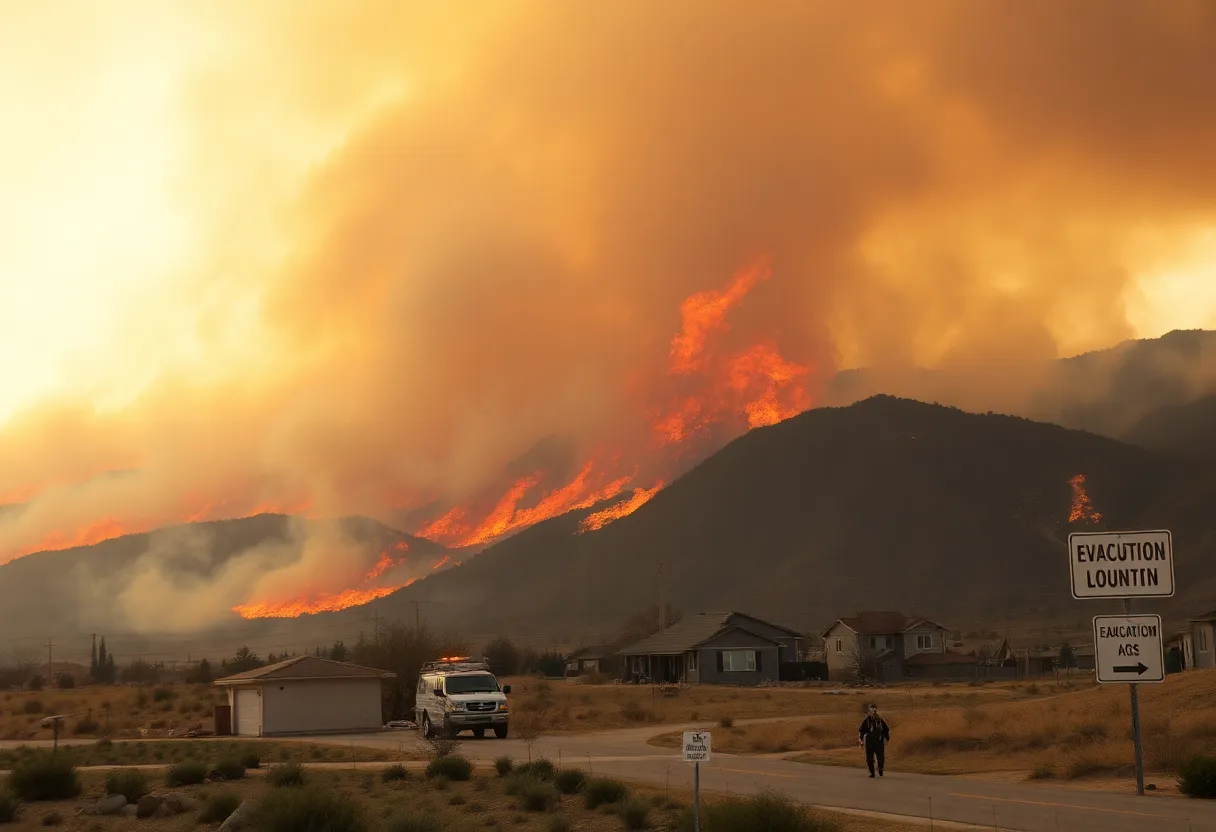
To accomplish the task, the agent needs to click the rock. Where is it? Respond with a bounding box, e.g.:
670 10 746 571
218 799 257 831
94 794 128 815
152 802 175 818
136 795 164 819
161 791 199 814
121 805 139 818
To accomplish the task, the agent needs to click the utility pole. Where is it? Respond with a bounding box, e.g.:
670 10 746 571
46 637 54 683
414 600 421 630
658 561 665 633
373 613 381 639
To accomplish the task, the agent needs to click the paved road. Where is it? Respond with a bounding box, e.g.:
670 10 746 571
6 725 1216 831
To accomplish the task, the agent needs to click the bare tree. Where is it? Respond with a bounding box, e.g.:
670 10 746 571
846 640 881 682
418 732 463 761
6 645 40 687
514 710 544 762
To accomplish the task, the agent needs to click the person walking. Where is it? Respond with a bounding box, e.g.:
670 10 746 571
857 703 890 777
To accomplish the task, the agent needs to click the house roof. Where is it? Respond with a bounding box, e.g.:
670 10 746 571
213 656 394 685
905 651 981 667
822 611 950 638
566 644 614 661
617 612 790 656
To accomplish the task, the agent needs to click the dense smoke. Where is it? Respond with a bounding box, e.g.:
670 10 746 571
3 0 1216 628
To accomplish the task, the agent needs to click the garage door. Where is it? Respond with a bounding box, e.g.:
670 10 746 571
235 688 262 737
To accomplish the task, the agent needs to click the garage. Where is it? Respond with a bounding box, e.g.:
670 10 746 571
215 656 393 737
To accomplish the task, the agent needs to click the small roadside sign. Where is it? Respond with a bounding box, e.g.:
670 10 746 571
1093 614 1165 684
683 731 711 763
1068 530 1174 599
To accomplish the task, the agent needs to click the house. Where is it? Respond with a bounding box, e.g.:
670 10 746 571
564 645 619 677
616 612 803 685
1180 610 1216 670
214 656 393 737
822 611 968 681
1167 630 1194 672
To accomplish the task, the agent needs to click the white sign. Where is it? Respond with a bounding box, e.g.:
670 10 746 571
1068 530 1174 599
1093 614 1165 684
683 731 711 763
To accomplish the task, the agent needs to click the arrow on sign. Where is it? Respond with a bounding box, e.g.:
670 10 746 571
1113 662 1149 675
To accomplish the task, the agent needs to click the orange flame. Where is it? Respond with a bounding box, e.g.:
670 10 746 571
432 554 450 570
418 506 470 542
578 483 662 533
1068 474 1103 524
729 343 812 428
671 257 771 373
364 550 397 580
233 578 417 619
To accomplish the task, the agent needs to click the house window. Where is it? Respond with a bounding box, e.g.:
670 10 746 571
916 635 933 650
868 636 892 650
1200 628 1210 653
687 651 699 672
720 650 757 672
835 638 843 654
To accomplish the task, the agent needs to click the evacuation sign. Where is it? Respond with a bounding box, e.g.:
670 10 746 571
1092 614 1165 684
1068 530 1175 599
682 731 711 763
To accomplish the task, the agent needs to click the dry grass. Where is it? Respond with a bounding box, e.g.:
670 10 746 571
650 669 1216 784
0 764 929 831
0 684 227 741
0 739 403 770
503 676 1028 734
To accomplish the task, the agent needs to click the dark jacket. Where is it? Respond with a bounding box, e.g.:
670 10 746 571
858 714 890 748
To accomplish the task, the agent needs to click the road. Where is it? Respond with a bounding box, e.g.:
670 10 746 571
5 724 1216 831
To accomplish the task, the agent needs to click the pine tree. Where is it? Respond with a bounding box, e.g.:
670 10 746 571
91 637 98 679
97 638 112 684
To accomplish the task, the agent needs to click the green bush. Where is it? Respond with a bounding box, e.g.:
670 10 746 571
267 763 306 788
251 787 367 832
214 758 247 781
583 777 628 810
678 791 833 832
386 811 443 832
381 764 410 782
103 769 148 802
240 752 262 770
165 761 208 787
620 798 651 830
7 754 80 801
0 790 19 823
494 756 514 777
519 779 559 812
1179 755 1216 799
425 756 472 782
198 792 242 824
517 758 555 780
554 768 586 795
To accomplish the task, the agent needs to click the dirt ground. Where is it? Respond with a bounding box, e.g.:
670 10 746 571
0 763 934 831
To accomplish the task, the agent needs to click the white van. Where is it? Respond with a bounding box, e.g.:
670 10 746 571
415 657 512 739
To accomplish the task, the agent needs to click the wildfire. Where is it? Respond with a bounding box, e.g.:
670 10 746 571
1068 474 1103 524
432 554 450 570
233 578 417 619
671 257 771 373
578 483 662 533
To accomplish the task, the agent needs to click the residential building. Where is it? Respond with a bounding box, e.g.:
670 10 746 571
564 645 619 677
214 656 393 737
1188 610 1215 670
822 611 974 681
616 612 802 685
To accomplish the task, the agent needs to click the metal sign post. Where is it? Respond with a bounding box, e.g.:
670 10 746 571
1069 529 1174 797
683 731 711 831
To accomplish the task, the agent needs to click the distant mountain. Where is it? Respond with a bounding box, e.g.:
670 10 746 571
0 514 448 641
346 396 1216 640
1123 394 1216 457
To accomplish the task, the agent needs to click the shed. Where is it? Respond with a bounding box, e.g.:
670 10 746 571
213 656 393 737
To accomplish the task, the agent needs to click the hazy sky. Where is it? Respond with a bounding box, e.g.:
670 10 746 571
2 0 1216 567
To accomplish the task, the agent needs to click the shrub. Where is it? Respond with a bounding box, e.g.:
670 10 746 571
620 798 651 830
583 777 628 809
22 701 42 716
546 818 572 832
494 756 514 777
267 762 306 788
554 768 586 795
0 790 19 823
679 791 831 832
152 687 174 703
381 764 410 782
387 811 443 832
214 758 246 780
430 775 450 792
1179 755 1216 799
198 792 242 824
519 779 559 812
95 738 113 749
251 787 367 832
517 758 555 780
240 752 261 770
71 718 99 736
7 754 79 801
103 769 148 802
165 761 208 787
39 809 61 826
134 690 148 708
1028 764 1056 781
620 702 650 723
719 716 734 729
425 756 472 782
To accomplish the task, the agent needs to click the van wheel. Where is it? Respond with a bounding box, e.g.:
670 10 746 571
421 715 434 739
494 726 508 739
472 728 485 739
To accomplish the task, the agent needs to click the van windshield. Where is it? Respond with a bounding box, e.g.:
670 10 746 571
444 673 500 694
